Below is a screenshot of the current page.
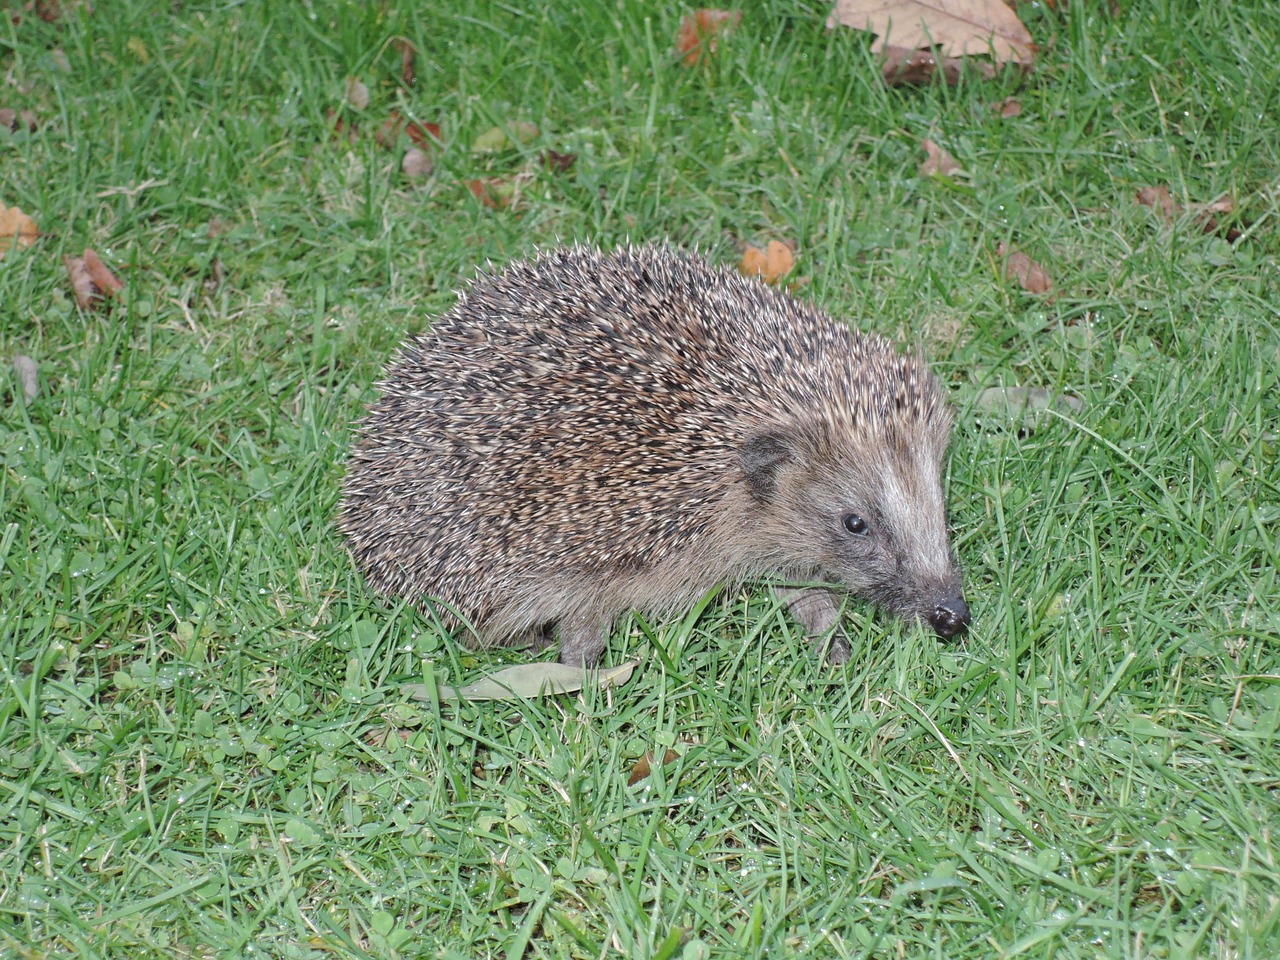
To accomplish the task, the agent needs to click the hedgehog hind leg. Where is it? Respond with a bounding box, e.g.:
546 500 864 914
780 587 852 665
556 614 610 668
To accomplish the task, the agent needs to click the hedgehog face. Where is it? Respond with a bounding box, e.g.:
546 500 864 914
741 419 969 638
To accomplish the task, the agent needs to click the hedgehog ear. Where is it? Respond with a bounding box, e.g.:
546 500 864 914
740 428 799 502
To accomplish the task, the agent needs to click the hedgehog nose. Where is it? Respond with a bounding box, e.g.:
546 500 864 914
929 598 971 639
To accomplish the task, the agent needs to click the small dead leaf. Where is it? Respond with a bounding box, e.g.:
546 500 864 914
0 201 39 256
996 242 1052 295
1135 184 1176 223
628 748 681 786
34 0 90 23
544 149 577 173
377 111 442 150
465 176 523 209
0 108 39 133
739 240 796 285
344 76 370 111
207 217 229 238
406 120 441 148
995 96 1022 118
13 354 38 402
64 248 122 310
402 147 432 179
392 38 416 86
829 0 1036 66
84 248 123 295
404 659 640 702
326 107 357 144
50 48 71 73
880 43 993 85
676 9 741 67
1193 194 1243 242
920 138 962 177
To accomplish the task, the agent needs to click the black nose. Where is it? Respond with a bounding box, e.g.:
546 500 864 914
929 598 971 638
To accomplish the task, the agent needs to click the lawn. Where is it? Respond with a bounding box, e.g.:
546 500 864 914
1 1 1278 957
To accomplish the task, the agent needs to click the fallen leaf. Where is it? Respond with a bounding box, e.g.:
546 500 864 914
1193 194 1243 242
392 38 416 86
34 0 89 23
465 176 524 209
0 108 39 132
0 201 38 257
405 119 441 148
404 659 640 702
326 107 357 144
544 149 577 173
880 44 993 85
344 76 370 111
920 138 963 177
996 242 1052 295
628 748 681 786
50 49 71 72
207 217 229 238
402 147 432 179
739 240 795 285
995 96 1022 117
64 248 123 310
376 111 442 150
13 355 38 402
829 0 1036 65
1136 187 1243 241
676 9 742 67
1135 184 1176 223
471 120 539 153
84 248 123 295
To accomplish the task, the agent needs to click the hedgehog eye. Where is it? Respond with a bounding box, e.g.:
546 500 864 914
842 513 869 536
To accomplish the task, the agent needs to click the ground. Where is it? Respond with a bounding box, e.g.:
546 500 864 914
0 1 1277 957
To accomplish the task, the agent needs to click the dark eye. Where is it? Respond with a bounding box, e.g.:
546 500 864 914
842 513 869 536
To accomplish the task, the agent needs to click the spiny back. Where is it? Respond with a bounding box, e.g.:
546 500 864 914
340 244 948 615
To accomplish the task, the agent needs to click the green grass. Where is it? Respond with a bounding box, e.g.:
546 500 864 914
2 1 1278 957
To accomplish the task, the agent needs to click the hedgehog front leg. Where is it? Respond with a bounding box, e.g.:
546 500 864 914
782 587 852 665
557 614 610 668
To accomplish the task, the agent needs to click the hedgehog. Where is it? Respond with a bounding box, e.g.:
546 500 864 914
339 244 969 667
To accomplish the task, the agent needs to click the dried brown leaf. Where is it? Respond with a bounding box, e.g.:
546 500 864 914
829 0 1036 65
1135 184 1176 223
739 240 796 285
64 248 122 309
880 43 993 85
997 242 1052 295
676 9 742 67
627 748 681 786
465 175 528 210
0 201 38 257
920 139 962 177
406 120 442 148
392 38 416 86
1193 194 1243 242
996 96 1022 118
0 108 39 132
544 149 577 173
83 248 123 295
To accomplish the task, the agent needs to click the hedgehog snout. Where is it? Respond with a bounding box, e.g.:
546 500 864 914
928 596 970 639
